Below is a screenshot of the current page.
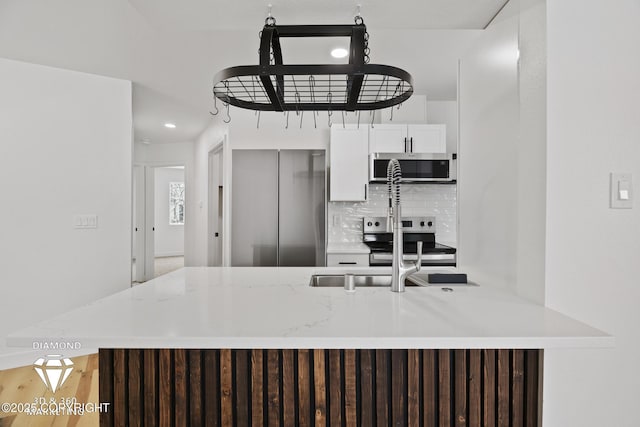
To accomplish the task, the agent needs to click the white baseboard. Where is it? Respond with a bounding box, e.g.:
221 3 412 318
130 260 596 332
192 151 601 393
154 252 184 258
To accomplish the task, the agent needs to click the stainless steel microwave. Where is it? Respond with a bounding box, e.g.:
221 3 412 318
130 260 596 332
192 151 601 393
369 153 454 183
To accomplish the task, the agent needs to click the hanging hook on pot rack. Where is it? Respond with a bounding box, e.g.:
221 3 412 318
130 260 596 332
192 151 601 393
327 92 333 127
223 102 231 123
210 91 219 116
309 76 317 129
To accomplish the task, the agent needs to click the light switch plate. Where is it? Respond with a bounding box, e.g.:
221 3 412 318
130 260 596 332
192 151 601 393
610 173 633 209
74 214 99 229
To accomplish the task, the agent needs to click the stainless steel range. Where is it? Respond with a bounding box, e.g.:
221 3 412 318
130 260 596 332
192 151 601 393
363 216 456 267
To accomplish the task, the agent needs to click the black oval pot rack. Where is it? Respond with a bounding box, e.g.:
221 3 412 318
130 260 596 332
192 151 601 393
212 16 413 113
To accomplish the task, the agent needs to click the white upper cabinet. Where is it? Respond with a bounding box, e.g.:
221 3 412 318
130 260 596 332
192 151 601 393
408 124 447 153
369 124 447 154
368 124 407 153
330 125 369 201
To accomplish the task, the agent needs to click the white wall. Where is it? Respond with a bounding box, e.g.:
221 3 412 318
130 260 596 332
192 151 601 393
543 1 640 425
0 58 132 356
458 2 520 289
516 0 547 304
427 101 458 153
192 123 229 266
153 167 185 257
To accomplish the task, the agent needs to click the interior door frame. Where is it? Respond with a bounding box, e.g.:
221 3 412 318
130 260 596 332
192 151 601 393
132 161 188 283
208 142 224 266
132 165 146 283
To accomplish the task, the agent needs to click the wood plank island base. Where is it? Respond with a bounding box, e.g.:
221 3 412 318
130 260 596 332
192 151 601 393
99 348 540 427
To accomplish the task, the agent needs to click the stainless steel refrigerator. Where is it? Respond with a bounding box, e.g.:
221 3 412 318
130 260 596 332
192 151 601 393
231 149 326 267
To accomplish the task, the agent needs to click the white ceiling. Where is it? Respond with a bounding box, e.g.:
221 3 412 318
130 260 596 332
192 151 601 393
0 0 505 144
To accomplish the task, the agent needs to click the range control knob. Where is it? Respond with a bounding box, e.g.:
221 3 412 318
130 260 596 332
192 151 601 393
374 221 380 227
420 221 425 227
427 221 433 227
367 221 373 227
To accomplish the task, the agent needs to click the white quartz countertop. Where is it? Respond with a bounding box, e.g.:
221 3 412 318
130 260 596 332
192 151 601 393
326 242 371 254
7 267 612 350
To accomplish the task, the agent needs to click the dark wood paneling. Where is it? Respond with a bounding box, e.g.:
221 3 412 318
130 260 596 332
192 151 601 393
391 349 407 427
375 349 390 427
220 349 233 426
512 350 525 427
344 349 357 427
483 349 497 427
189 350 203 427
266 349 280 427
407 349 420 427
235 350 250 427
113 349 127 427
423 350 437 427
250 349 264 427
525 350 540 427
329 349 342 427
143 349 157 427
454 350 467 427
497 349 510 427
158 349 172 427
360 349 375 427
297 349 312 427
204 349 220 427
438 349 451 427
313 349 327 427
98 349 114 427
100 348 541 427
282 349 295 426
127 348 142 427
468 349 482 427
174 348 188 427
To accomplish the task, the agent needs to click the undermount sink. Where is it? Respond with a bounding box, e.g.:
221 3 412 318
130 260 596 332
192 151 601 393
309 274 417 288
309 273 477 288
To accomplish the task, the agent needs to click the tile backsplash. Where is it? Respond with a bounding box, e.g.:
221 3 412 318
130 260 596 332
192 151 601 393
328 184 457 246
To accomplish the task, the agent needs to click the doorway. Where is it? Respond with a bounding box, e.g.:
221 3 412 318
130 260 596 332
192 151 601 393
208 144 224 266
132 164 187 283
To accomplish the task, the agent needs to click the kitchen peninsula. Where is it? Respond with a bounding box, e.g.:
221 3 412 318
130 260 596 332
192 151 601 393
8 267 611 426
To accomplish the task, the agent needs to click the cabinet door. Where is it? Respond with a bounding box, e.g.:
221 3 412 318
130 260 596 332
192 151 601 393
330 126 368 201
408 124 447 153
368 124 407 153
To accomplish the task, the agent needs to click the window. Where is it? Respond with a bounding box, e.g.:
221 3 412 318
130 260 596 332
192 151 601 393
169 182 185 225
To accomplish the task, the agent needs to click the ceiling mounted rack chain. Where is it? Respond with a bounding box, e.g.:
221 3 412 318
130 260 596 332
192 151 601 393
211 7 413 124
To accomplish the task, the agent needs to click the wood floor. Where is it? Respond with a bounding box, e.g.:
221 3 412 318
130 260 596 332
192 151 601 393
0 354 99 427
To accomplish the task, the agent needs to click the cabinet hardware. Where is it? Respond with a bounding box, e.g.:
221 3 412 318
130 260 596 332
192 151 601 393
339 262 357 265
410 137 413 152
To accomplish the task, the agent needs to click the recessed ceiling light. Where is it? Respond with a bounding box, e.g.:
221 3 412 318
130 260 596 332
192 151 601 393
164 123 176 129
331 48 349 59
